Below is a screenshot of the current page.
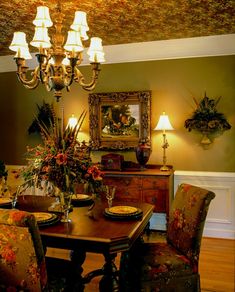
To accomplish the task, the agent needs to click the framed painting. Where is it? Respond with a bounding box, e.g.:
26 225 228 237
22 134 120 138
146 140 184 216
89 91 151 150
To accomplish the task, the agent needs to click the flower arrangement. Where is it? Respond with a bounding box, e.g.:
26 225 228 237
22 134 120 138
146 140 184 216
21 106 103 195
184 93 231 133
0 161 7 179
0 160 8 196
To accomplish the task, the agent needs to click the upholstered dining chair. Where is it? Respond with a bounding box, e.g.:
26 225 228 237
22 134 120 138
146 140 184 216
0 208 73 291
120 183 215 292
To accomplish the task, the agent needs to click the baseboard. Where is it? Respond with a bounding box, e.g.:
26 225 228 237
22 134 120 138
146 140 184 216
203 228 235 239
149 213 166 231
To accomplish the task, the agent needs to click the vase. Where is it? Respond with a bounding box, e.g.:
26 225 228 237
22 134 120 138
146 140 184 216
135 141 151 170
200 131 212 146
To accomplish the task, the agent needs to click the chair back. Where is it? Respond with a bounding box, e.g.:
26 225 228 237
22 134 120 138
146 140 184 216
0 209 47 291
167 183 215 267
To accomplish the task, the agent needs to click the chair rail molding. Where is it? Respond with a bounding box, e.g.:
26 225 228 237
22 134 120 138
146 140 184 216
174 170 235 239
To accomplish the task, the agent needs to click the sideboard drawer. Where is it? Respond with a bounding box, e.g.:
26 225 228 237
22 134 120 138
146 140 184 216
114 187 141 202
143 189 166 212
142 176 168 190
104 176 141 188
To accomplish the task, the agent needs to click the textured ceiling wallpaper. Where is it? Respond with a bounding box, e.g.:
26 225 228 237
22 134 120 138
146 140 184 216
0 0 234 56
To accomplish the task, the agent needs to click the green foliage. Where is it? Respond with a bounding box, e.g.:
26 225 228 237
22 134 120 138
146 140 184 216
0 161 7 178
22 105 103 193
184 93 231 132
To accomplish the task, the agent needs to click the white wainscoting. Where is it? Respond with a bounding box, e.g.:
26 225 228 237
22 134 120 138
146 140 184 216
174 171 235 239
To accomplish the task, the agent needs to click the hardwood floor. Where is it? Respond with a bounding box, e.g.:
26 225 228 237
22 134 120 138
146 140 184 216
46 234 235 292
199 237 235 292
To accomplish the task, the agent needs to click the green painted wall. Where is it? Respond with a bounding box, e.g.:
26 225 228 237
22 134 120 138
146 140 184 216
0 55 234 171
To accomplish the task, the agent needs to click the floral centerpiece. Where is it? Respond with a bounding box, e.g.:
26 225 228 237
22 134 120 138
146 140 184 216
184 93 231 145
21 107 103 196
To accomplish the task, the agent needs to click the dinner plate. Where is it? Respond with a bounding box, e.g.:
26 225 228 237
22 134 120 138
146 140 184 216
72 194 91 201
0 197 12 205
32 212 59 227
108 206 138 215
71 194 93 207
104 206 143 220
33 212 54 223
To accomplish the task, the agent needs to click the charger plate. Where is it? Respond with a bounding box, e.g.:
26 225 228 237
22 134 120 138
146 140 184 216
0 197 12 206
72 194 91 201
104 206 143 220
32 212 59 227
71 194 93 206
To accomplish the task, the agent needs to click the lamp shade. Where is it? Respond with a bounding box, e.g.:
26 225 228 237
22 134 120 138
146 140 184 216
70 11 89 40
9 32 28 52
87 37 105 63
33 6 53 27
30 26 51 48
14 46 32 59
64 30 84 52
154 112 174 131
67 114 78 129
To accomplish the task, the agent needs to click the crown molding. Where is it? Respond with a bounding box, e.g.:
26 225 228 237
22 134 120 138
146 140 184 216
1 34 235 73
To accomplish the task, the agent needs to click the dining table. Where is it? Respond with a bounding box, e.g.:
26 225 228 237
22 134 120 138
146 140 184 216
2 195 154 291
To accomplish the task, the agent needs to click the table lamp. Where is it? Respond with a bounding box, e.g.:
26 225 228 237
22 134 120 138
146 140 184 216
67 114 78 130
154 112 174 171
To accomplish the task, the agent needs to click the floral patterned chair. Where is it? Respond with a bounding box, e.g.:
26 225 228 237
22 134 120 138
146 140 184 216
120 183 215 292
0 208 73 291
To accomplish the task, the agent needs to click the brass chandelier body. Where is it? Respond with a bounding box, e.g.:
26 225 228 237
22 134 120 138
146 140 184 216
9 3 105 101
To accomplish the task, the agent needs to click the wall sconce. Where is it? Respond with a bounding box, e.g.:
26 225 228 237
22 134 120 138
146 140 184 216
154 112 174 171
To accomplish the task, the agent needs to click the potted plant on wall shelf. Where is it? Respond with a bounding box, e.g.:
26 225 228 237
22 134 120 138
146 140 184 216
184 92 231 146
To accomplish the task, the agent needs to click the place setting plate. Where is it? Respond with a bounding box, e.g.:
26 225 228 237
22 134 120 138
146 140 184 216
71 194 93 206
104 205 143 220
0 197 12 207
32 212 59 227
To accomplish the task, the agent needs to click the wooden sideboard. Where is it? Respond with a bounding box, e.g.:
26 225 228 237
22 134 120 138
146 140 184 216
103 165 174 217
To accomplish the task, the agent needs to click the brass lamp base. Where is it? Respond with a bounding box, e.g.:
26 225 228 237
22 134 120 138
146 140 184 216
160 165 170 171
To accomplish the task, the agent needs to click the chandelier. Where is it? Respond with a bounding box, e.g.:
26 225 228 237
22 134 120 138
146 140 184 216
9 3 105 101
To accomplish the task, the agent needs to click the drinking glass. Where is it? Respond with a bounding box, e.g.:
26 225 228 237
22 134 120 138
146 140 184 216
60 193 72 223
105 185 116 208
11 192 18 209
9 185 20 209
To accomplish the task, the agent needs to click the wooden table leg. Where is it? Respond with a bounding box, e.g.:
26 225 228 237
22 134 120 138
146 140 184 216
99 252 119 292
69 248 86 291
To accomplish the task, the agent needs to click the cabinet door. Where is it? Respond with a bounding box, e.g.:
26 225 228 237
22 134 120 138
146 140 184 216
103 176 141 202
142 176 169 213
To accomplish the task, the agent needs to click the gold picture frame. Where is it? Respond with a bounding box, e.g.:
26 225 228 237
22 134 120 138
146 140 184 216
89 90 151 150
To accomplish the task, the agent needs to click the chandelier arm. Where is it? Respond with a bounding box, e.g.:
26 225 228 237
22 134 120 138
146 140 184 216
75 63 101 91
16 66 40 89
43 63 54 89
61 64 74 88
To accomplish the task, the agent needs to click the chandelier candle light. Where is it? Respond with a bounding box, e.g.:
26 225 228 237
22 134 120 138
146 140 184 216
154 112 174 171
9 3 105 101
